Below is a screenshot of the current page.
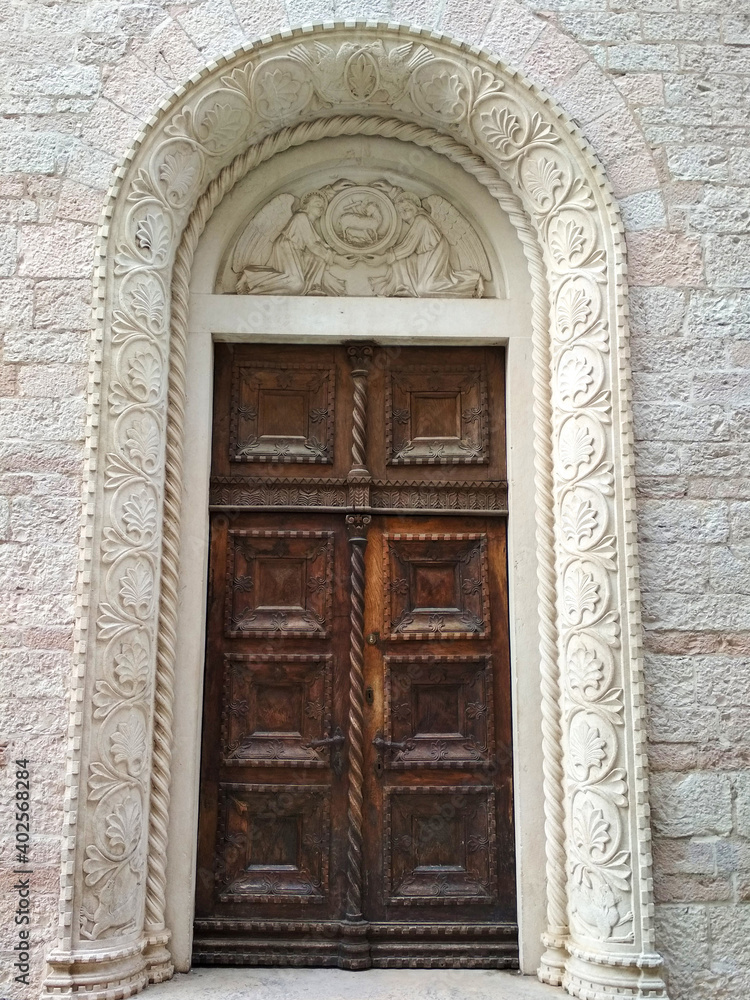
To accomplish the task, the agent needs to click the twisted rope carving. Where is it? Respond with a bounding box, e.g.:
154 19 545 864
344 514 370 919
148 114 562 959
346 344 373 480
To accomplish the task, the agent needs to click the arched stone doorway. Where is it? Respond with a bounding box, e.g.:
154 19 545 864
44 22 667 1000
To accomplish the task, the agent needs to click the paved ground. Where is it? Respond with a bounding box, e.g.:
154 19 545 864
147 968 560 1000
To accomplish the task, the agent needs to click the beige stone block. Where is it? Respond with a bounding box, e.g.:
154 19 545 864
80 98 145 157
643 591 750 631
441 0 495 43
3 326 90 365
9 492 82 545
33 279 91 331
655 873 733 903
626 230 704 286
232 0 288 40
652 837 717 875
390 0 442 28
705 235 750 288
0 438 83 476
651 772 733 838
18 222 95 279
481 0 546 67
553 59 624 125
0 279 33 329
0 397 86 444
0 223 18 276
17 363 86 398
102 55 173 118
519 24 589 91
20 624 74 652
131 18 202 88
57 180 106 225
654 905 710 997
169 0 245 56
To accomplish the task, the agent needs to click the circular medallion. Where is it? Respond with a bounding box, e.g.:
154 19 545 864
322 186 399 256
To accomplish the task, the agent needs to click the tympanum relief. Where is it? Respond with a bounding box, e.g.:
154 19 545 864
223 179 491 297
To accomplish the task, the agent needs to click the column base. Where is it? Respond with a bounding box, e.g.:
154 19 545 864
144 929 174 984
44 943 149 1000
563 948 668 999
338 919 371 970
538 929 567 987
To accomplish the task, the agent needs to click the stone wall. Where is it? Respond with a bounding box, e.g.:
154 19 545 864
0 2 748 998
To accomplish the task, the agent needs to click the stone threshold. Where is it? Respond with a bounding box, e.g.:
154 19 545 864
147 968 560 999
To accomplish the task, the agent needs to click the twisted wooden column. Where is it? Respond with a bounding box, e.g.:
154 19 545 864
346 344 373 481
344 513 371 922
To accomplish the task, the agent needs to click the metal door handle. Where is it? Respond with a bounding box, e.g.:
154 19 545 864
372 732 413 753
304 726 345 750
304 727 345 777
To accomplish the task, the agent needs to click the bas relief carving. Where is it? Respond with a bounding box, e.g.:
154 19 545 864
226 180 490 297
48 22 666 1000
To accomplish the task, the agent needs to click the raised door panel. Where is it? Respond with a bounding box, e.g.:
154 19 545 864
385 786 497 905
365 346 506 485
383 532 489 639
387 364 488 465
225 529 334 637
211 344 354 483
230 361 335 464
221 653 333 768
384 654 494 768
216 783 331 904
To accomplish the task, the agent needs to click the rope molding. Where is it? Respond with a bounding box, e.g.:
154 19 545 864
45 22 663 1000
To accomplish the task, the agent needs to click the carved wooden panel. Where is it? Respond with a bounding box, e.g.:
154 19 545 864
230 362 335 464
386 365 488 465
369 481 507 514
225 529 333 637
383 532 490 639
210 477 509 514
216 783 330 903
384 655 494 768
221 654 333 767
198 347 515 965
384 787 497 905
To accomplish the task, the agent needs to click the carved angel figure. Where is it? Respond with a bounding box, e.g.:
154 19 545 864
367 192 488 298
233 191 351 296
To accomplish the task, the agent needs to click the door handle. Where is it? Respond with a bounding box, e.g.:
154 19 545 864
372 731 415 777
304 727 345 750
303 726 345 776
372 732 412 754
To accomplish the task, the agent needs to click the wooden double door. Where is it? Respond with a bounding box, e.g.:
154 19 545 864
194 344 516 968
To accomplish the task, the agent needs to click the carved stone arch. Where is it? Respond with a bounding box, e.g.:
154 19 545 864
45 22 668 1000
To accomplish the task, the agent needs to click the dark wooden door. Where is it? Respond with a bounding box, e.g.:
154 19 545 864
194 344 515 968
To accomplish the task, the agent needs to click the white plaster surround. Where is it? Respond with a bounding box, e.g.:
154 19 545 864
44 22 668 1000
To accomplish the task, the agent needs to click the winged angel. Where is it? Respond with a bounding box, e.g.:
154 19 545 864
367 193 488 298
232 190 352 296
232 186 490 298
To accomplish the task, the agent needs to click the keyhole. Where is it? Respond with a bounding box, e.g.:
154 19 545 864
375 757 384 777
365 687 374 706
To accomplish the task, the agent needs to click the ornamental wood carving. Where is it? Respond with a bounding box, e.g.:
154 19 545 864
194 346 515 968
48 22 666 1000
